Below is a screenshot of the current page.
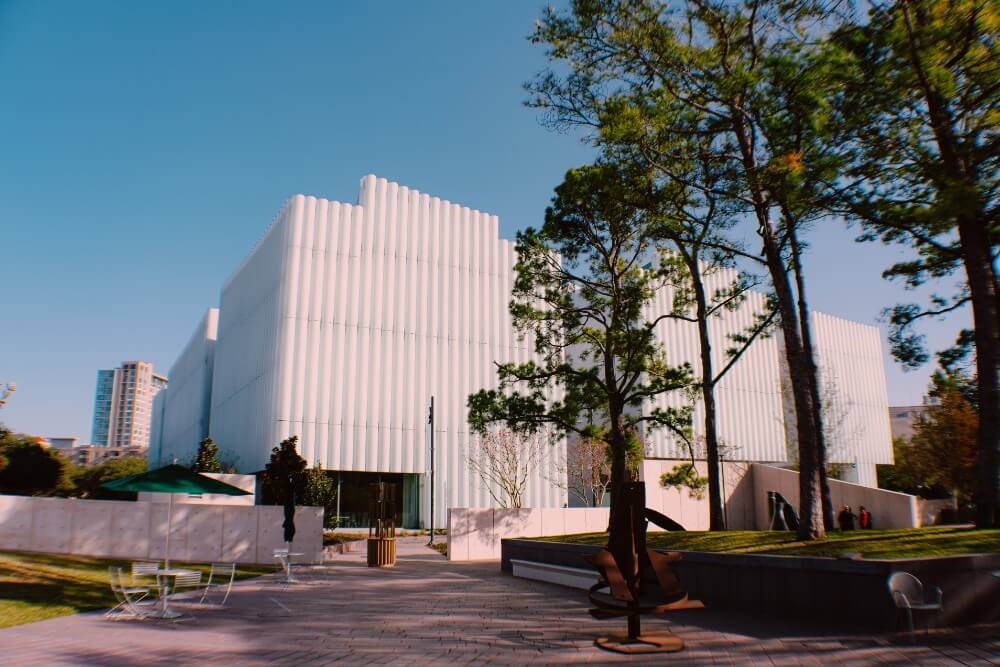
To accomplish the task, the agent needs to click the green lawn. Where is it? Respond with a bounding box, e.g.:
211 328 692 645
0 551 272 629
537 526 1000 559
322 531 368 546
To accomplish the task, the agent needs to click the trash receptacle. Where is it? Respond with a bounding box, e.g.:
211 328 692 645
366 482 397 567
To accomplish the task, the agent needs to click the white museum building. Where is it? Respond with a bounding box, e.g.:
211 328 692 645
151 175 893 528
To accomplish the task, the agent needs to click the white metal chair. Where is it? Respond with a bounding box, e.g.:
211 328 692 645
199 563 237 606
162 570 203 602
131 561 162 594
106 567 155 620
888 572 943 640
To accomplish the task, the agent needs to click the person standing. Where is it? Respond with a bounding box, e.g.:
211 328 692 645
858 505 873 529
838 505 857 531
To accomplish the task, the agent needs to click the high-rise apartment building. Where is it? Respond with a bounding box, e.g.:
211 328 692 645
90 361 167 449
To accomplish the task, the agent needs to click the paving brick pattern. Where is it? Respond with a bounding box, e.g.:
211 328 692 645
0 537 997 665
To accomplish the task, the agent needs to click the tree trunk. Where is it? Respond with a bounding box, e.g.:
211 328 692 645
903 1 1000 527
730 112 825 540
605 406 642 638
690 260 726 530
759 221 825 540
788 221 835 530
958 219 1000 528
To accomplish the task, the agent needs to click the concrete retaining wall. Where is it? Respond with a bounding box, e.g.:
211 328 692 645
501 538 1000 630
447 507 609 561
751 465 919 529
0 495 323 565
448 463 919 561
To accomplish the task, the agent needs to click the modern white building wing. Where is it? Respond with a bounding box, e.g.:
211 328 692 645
153 174 892 526
640 265 893 486
155 176 566 527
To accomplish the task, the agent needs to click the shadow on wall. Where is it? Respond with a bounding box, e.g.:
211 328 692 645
723 461 756 530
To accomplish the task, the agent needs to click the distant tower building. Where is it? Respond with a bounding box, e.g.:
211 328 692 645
90 361 167 448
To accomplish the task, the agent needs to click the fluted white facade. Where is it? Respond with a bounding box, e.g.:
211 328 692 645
641 266 892 485
157 175 893 526
643 268 789 463
150 308 218 467
203 176 566 526
811 312 894 486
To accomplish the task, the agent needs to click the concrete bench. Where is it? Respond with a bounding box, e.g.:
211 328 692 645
510 559 598 590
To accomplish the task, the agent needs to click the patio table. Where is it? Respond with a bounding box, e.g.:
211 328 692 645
152 568 198 619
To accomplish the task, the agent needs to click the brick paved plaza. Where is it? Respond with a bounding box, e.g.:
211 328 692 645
0 537 997 666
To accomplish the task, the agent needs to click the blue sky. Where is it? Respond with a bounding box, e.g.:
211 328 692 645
0 1 969 440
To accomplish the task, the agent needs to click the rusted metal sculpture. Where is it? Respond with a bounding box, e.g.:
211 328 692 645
586 481 703 654
366 482 397 567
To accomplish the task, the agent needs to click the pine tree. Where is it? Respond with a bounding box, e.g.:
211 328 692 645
192 437 223 473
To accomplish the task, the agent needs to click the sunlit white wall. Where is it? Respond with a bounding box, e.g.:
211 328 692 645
642 266 788 463
641 266 892 486
207 176 566 525
151 308 218 466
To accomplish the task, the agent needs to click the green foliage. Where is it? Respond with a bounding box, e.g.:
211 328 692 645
527 0 840 539
301 462 338 527
0 441 68 496
878 385 979 503
659 463 708 500
826 0 998 368
877 437 948 499
466 163 693 490
66 457 147 500
621 429 645 481
191 437 223 473
262 436 307 505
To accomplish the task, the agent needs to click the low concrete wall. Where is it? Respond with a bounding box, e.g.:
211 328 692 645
447 463 919 561
447 507 610 561
501 538 1000 630
751 464 919 529
640 460 757 530
0 495 322 565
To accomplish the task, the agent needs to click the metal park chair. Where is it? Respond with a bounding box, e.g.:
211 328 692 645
162 569 203 601
107 567 155 620
888 572 943 641
131 560 163 594
199 563 237 606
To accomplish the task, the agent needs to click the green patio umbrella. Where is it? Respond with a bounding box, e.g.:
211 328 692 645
102 464 252 568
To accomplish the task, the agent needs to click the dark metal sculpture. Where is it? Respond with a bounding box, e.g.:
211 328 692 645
367 482 397 567
767 491 799 531
585 482 703 654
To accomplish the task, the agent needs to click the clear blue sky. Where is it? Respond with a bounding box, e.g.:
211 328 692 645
0 1 969 440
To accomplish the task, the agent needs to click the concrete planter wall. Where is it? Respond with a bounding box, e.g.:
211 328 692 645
501 538 1000 630
0 494 324 565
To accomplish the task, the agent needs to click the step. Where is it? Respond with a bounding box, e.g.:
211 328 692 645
510 559 598 590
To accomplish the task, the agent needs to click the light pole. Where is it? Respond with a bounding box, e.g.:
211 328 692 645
427 396 435 545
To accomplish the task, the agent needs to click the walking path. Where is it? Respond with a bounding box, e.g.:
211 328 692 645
0 537 997 665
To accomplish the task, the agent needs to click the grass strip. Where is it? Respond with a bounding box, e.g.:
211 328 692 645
533 526 1000 559
0 550 271 629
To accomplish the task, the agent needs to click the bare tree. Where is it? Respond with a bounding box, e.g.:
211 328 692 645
552 436 612 507
466 429 549 509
